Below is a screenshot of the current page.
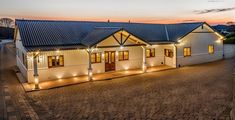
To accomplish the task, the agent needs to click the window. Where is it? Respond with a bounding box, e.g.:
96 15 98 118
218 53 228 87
48 55 64 68
22 53 28 69
119 51 129 61
91 53 101 63
146 48 155 58
183 47 191 57
208 45 214 54
164 49 173 58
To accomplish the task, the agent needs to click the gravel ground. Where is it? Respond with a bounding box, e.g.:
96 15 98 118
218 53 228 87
27 58 234 120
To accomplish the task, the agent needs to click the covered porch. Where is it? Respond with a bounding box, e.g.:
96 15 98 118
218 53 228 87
29 28 177 90
22 65 174 92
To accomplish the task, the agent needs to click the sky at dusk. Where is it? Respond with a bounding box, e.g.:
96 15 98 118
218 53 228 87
0 0 235 25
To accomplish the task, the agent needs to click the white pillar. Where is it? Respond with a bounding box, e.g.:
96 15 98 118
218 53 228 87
33 53 39 89
173 44 177 68
87 49 93 81
141 46 147 73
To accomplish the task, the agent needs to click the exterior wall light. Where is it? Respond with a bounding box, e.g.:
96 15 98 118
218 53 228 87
56 49 60 53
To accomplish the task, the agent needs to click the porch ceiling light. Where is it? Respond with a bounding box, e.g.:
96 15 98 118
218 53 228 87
120 45 124 49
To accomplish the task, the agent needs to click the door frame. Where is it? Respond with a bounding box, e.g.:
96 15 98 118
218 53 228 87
104 51 116 72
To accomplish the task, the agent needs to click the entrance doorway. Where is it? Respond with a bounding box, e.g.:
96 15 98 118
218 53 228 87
105 51 116 72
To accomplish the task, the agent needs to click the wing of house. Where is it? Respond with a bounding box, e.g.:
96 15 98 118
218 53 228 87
14 20 224 83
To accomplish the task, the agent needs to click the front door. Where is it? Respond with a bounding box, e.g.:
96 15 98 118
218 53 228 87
105 51 115 72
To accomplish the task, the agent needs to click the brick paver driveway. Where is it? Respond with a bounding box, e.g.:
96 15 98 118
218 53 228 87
27 58 234 120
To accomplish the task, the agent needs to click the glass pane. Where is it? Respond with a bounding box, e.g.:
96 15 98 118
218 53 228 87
119 51 123 61
48 57 52 67
59 56 64 65
105 53 109 63
151 49 155 57
111 52 115 62
97 53 101 62
91 54 96 63
146 50 150 57
124 51 129 60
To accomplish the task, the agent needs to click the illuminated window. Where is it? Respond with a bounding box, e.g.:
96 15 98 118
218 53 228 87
208 45 214 54
183 47 191 57
91 53 101 63
146 48 155 58
48 55 64 68
119 51 129 61
164 49 173 58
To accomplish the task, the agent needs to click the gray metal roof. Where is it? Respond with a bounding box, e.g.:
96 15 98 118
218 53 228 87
81 27 122 47
25 45 86 52
16 19 205 51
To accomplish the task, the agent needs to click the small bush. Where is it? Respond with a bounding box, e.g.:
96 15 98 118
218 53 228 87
224 37 235 44
225 32 235 38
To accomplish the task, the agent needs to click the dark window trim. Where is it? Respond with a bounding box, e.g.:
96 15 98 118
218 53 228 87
183 47 191 57
118 51 129 61
48 55 64 68
164 49 174 58
91 52 102 64
146 48 155 58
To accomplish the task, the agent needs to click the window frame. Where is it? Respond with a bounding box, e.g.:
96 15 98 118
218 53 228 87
22 52 28 69
208 44 214 54
118 51 129 61
91 52 102 64
146 48 155 58
183 47 191 57
48 55 64 68
164 49 174 58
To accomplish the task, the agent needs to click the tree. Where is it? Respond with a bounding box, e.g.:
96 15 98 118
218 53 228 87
226 21 235 26
0 18 14 39
0 18 14 28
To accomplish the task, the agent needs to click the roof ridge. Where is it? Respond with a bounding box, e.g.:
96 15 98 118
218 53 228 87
16 19 205 26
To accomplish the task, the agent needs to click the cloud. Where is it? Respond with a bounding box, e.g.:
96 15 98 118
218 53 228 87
194 7 235 14
182 20 198 22
208 0 224 2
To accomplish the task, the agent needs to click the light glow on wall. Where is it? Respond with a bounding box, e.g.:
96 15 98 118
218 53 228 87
216 39 222 43
72 73 77 77
56 49 60 53
57 75 63 79
125 66 129 70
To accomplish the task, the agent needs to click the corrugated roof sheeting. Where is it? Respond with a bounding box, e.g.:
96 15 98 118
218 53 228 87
25 45 86 52
16 20 205 51
81 27 122 47
166 22 204 41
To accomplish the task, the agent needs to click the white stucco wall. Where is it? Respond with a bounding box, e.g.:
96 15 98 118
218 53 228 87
15 31 28 80
25 30 176 83
224 44 235 59
176 24 224 67
146 45 175 67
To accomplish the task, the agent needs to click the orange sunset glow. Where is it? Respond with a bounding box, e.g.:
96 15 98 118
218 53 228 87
0 0 235 25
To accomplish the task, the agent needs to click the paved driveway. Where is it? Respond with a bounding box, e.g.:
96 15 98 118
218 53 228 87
27 58 234 120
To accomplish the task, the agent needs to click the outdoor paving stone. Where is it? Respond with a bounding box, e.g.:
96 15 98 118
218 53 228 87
3 41 235 120
8 116 17 120
7 106 15 112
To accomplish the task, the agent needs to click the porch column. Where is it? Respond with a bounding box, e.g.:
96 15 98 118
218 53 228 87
33 53 39 89
141 46 147 73
87 49 93 81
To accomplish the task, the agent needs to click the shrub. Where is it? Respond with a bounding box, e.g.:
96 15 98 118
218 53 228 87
224 37 235 44
225 32 235 38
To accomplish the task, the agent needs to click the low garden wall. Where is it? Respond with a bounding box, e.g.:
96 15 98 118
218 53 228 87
224 44 235 59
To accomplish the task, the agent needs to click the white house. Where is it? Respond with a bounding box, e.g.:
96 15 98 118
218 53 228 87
14 20 224 85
